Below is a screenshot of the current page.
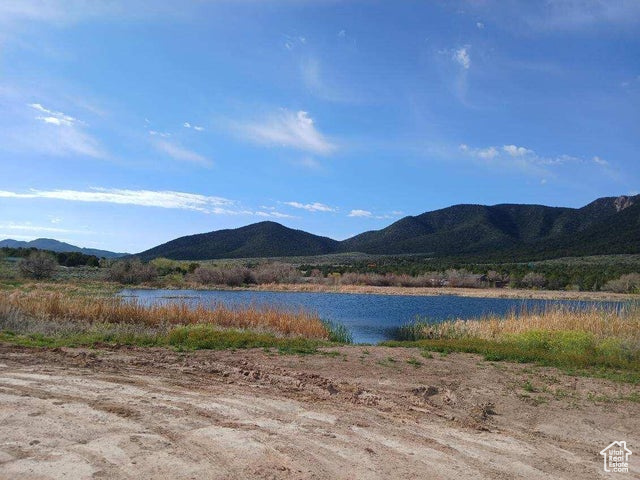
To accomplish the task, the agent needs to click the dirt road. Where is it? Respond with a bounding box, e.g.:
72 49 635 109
0 344 637 479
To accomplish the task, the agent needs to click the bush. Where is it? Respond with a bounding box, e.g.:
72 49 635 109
190 266 254 286
521 272 547 289
252 263 300 284
602 273 640 294
444 269 484 288
150 257 185 276
107 259 157 284
18 252 58 279
191 266 224 285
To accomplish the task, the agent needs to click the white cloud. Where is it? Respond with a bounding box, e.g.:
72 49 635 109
29 103 77 126
234 109 335 155
503 144 533 157
477 146 499 159
476 22 485 29
149 130 170 137
282 34 306 51
453 46 471 69
152 139 211 167
255 210 293 219
0 188 304 218
0 223 92 235
8 122 105 159
348 209 373 218
284 201 336 212
183 122 204 131
1 102 107 159
0 188 234 213
458 142 612 178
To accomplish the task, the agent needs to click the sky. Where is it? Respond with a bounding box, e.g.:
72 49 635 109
0 0 638 253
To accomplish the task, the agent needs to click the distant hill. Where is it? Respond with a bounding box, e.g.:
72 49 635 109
137 221 339 260
0 238 127 259
340 195 640 257
135 194 639 261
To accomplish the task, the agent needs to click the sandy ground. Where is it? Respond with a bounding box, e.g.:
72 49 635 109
0 344 638 479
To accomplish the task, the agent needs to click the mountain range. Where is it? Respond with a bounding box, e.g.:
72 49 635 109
136 194 640 261
0 238 127 259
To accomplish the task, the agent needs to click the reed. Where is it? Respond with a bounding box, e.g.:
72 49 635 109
398 303 640 342
389 303 640 381
0 291 330 340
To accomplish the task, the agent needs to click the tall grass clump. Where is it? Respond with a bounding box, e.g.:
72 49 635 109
398 303 640 342
0 290 332 340
388 303 640 380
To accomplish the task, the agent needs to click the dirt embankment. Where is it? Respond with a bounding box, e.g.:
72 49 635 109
0 344 638 479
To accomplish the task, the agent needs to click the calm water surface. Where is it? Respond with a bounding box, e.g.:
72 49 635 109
119 289 622 344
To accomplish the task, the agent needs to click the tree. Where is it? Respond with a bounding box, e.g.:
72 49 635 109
18 251 58 279
107 259 157 284
521 272 547 289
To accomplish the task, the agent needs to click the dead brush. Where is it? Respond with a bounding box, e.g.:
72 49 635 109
0 291 330 339
411 303 640 342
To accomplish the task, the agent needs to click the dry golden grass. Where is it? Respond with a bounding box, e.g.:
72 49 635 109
411 303 640 342
0 291 329 339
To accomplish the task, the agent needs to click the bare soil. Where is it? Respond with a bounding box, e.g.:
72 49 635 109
0 344 638 479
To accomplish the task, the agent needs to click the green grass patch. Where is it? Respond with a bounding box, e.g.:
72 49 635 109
322 320 353 344
167 325 326 354
406 357 423 368
382 335 640 383
0 324 333 355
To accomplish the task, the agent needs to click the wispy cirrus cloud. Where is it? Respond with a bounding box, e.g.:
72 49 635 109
29 103 78 126
0 188 292 218
0 102 107 159
460 0 640 32
293 156 323 170
152 138 212 167
0 1 178 26
0 223 93 235
255 210 294 219
459 142 616 179
437 45 473 105
283 201 337 212
526 0 640 30
300 58 361 104
232 109 336 155
0 188 234 213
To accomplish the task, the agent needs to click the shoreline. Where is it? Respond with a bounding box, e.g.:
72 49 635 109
127 282 638 302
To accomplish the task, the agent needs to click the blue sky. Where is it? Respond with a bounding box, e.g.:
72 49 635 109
0 0 638 253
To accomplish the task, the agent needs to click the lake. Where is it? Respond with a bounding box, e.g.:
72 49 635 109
118 289 622 344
